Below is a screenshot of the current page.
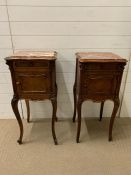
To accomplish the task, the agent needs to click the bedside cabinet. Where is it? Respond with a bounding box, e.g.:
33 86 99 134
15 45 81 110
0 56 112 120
5 51 58 145
73 52 127 143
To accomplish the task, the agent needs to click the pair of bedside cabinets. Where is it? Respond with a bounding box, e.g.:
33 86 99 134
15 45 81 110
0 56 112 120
5 51 127 145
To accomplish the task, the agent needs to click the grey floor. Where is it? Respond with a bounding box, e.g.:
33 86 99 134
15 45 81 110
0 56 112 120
0 118 131 175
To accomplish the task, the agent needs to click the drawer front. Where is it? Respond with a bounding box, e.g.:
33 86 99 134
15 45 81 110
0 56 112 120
81 72 120 98
15 71 51 95
14 60 49 70
82 63 122 71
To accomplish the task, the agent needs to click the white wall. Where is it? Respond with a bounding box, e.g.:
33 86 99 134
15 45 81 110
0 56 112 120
0 0 131 119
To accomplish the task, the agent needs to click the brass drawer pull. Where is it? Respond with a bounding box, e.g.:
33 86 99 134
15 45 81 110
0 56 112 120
16 81 20 85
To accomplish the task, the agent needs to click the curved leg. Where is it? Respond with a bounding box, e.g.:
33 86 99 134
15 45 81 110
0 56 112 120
109 98 120 141
73 58 78 123
99 101 104 121
51 98 58 145
55 83 58 122
73 84 77 122
76 100 83 143
11 97 23 144
25 100 30 123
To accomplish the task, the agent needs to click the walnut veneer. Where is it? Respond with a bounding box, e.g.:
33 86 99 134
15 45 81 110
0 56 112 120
73 52 127 143
5 51 58 145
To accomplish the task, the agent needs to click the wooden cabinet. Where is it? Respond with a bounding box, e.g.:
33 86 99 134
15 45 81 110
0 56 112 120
5 51 58 145
73 52 127 143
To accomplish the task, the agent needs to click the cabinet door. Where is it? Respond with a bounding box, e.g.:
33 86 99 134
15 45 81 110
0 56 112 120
15 71 51 95
82 72 120 100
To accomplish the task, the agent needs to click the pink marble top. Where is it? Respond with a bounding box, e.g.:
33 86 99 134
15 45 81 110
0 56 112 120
76 52 127 63
5 51 57 60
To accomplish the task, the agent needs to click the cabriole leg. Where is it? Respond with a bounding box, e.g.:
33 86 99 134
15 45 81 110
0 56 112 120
55 83 58 122
73 84 77 122
11 97 23 144
76 100 83 143
99 101 104 121
51 98 58 145
25 100 30 123
109 98 120 141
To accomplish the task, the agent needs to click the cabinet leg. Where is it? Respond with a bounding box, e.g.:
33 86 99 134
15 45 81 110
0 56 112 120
25 100 30 123
11 97 23 144
73 84 77 122
51 98 58 145
99 101 104 121
109 98 120 141
55 83 58 122
76 100 82 143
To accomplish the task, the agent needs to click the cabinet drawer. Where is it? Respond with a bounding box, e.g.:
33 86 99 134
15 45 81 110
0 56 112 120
14 60 49 69
82 63 121 71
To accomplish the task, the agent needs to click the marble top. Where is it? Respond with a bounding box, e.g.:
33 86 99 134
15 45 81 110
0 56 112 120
76 52 127 63
5 51 57 60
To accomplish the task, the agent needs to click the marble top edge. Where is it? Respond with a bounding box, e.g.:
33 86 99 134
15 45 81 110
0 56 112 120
5 51 57 60
76 52 127 62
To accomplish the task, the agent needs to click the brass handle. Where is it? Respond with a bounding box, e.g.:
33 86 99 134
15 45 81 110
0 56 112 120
16 81 20 85
42 74 47 78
